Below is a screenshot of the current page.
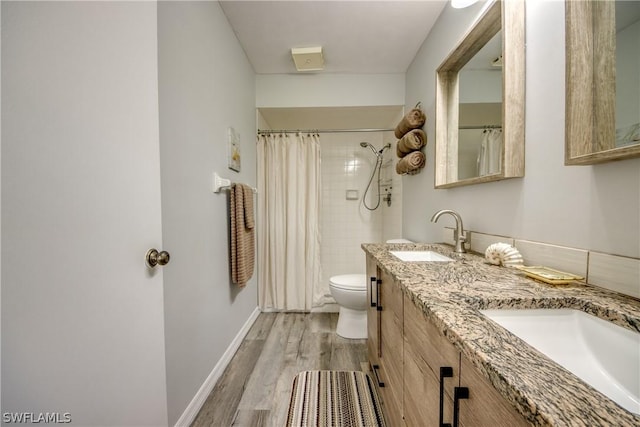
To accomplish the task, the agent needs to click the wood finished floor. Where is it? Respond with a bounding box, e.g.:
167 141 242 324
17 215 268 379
191 312 368 427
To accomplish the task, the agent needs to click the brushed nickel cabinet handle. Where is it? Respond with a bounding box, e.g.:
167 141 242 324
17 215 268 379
146 249 170 268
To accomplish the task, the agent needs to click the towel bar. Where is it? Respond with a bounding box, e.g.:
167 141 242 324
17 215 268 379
213 172 257 194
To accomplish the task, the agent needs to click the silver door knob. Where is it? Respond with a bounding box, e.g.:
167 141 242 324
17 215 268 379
146 249 170 268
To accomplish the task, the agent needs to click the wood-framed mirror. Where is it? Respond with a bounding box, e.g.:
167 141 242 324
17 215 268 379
565 0 640 165
435 0 525 188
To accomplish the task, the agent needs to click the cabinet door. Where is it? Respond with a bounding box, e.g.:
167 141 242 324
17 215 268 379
458 356 530 427
366 255 380 367
403 296 530 427
378 269 404 426
404 295 457 426
403 339 442 426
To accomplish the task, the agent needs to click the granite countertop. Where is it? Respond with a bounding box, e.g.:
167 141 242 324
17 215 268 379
362 242 640 427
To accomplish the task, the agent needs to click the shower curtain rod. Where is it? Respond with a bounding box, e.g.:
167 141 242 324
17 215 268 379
459 125 502 130
257 128 394 135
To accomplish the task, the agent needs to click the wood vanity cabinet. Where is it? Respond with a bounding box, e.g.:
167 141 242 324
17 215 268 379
404 296 457 426
403 295 530 427
366 255 530 426
366 255 404 426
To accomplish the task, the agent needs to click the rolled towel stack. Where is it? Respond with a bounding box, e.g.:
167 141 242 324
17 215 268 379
396 129 426 157
396 151 426 175
394 108 426 139
394 104 427 175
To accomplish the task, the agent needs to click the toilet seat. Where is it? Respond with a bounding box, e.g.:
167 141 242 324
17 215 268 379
329 274 366 291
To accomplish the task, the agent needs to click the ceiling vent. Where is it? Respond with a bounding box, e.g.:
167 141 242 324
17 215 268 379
291 47 324 72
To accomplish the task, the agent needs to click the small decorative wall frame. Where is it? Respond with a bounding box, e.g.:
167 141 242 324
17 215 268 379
227 127 241 172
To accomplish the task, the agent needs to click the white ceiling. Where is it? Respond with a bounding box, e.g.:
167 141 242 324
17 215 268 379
220 0 449 130
219 0 449 75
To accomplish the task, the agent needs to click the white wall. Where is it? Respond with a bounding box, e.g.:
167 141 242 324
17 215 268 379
256 73 405 108
404 0 640 259
459 70 502 103
380 134 404 243
157 2 257 425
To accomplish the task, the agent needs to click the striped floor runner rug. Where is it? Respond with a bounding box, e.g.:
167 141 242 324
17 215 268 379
285 370 386 427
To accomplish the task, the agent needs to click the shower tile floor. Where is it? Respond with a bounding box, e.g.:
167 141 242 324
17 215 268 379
191 312 368 427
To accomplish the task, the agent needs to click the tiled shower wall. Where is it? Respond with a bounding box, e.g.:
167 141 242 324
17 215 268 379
319 131 402 296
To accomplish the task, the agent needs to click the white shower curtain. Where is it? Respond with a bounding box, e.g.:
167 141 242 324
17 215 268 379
257 132 325 311
477 128 503 176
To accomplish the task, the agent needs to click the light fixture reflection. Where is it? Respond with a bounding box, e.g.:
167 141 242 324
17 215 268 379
344 159 361 173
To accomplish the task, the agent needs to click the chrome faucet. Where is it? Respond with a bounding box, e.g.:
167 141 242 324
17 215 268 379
430 209 467 253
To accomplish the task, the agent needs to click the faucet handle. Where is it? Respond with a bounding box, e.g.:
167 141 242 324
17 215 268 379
453 229 467 241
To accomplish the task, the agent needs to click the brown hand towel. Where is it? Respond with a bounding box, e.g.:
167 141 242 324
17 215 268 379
242 184 255 230
230 183 255 287
396 129 427 157
396 151 426 175
394 108 426 139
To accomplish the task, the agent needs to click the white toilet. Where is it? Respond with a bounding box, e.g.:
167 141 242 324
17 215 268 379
329 239 413 340
329 274 368 339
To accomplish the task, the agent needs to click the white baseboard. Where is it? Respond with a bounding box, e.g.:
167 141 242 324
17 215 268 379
174 306 261 427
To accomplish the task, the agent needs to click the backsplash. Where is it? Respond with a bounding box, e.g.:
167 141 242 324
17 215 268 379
441 228 640 299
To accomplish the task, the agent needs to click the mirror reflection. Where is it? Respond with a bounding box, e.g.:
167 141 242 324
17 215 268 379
435 0 524 188
457 30 503 180
565 0 640 164
615 1 640 148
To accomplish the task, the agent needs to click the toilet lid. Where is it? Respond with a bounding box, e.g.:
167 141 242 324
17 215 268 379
330 274 367 291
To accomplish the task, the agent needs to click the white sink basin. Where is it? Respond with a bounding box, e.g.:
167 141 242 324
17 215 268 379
480 308 640 415
389 250 453 262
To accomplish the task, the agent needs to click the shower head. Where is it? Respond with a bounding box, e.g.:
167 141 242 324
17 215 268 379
360 142 390 158
360 142 378 156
